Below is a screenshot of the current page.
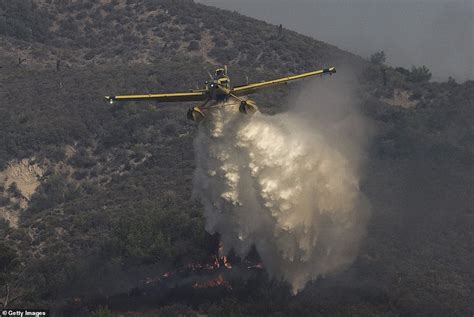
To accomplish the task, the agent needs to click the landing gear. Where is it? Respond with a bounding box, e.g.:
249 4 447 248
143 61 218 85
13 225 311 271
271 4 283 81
187 99 213 121
230 93 258 115
239 101 248 114
238 99 258 114
186 96 258 121
187 106 205 121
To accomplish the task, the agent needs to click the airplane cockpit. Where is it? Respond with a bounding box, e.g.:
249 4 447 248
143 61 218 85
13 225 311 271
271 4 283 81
215 68 226 78
211 67 231 90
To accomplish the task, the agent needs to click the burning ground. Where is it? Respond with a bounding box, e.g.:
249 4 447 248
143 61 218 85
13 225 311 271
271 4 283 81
63 245 267 314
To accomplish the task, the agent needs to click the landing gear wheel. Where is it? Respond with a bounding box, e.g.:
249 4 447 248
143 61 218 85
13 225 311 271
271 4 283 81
239 101 248 114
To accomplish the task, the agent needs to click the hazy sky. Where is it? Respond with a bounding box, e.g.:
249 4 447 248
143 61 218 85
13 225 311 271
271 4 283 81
197 0 473 82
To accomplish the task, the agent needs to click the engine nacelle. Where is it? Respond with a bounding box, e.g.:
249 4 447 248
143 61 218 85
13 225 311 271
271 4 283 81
187 106 205 121
239 99 258 114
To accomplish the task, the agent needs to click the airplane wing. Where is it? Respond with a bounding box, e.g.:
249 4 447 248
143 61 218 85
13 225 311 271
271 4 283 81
232 67 336 96
105 91 207 104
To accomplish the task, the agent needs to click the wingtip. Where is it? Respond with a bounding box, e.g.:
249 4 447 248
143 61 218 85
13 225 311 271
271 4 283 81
105 96 116 104
323 67 337 74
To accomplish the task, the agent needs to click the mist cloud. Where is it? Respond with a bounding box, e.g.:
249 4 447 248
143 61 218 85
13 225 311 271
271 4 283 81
192 75 371 291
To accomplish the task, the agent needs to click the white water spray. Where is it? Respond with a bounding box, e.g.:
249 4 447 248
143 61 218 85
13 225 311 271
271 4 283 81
193 77 371 292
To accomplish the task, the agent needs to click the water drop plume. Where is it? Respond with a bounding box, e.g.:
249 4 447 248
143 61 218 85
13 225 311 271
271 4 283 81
193 75 371 292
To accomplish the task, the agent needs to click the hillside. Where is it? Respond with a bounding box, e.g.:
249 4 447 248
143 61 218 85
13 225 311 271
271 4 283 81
0 0 356 71
0 0 473 316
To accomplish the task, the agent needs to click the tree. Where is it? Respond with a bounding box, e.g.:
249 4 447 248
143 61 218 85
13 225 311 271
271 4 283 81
408 65 432 82
395 67 410 76
370 51 386 65
0 243 22 308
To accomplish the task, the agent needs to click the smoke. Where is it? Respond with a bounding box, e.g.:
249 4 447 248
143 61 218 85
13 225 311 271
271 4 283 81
193 75 371 292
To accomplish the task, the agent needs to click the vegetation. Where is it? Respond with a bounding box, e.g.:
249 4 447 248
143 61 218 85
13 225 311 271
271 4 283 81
370 50 386 65
407 65 432 82
0 0 52 42
0 0 472 315
0 242 22 308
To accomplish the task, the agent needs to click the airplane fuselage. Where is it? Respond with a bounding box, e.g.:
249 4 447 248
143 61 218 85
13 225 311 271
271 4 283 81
207 75 232 101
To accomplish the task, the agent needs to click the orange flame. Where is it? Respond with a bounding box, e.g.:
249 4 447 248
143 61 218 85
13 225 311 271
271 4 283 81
143 242 260 289
223 256 232 269
192 274 232 290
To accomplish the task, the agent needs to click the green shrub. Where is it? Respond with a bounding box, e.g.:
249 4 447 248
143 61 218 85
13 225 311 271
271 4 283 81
370 50 386 65
408 65 432 82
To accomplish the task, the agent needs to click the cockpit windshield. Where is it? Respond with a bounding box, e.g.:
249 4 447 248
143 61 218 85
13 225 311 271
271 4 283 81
215 69 225 78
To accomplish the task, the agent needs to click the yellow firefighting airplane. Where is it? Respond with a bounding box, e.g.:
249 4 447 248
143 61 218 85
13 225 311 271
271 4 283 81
105 66 336 121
